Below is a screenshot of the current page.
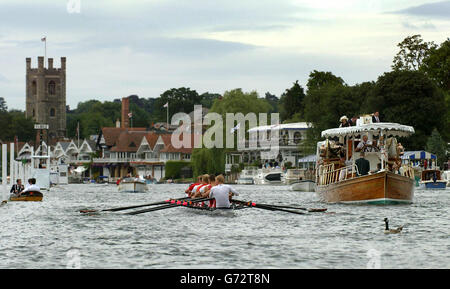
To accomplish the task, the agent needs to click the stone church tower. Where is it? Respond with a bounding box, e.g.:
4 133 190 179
26 56 66 139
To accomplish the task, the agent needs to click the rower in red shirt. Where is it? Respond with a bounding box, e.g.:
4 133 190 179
185 176 202 197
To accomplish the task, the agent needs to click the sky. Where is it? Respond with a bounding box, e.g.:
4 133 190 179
0 0 449 110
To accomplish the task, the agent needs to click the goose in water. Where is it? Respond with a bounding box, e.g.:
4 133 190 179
384 218 403 234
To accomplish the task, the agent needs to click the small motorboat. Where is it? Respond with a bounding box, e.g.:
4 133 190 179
9 191 43 202
290 180 316 192
118 178 148 193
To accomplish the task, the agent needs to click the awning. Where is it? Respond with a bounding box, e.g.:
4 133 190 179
321 122 415 138
73 166 87 173
401 151 436 160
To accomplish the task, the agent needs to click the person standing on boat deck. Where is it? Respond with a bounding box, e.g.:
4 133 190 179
339 116 351 127
372 111 380 123
205 175 239 208
355 152 370 176
10 179 24 196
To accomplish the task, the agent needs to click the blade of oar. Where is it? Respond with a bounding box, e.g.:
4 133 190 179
253 203 327 212
79 196 191 214
126 197 213 215
232 200 305 215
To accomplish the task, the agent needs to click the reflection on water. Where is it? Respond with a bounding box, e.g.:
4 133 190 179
0 184 449 268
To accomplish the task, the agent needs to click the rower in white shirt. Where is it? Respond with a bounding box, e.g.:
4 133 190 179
204 175 239 208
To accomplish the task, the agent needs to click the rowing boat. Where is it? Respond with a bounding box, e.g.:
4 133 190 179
182 202 247 216
9 191 43 202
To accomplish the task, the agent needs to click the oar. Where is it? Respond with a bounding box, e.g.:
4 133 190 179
79 196 191 214
232 200 306 215
126 197 213 215
251 203 327 213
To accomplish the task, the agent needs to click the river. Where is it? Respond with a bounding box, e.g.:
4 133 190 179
0 184 448 268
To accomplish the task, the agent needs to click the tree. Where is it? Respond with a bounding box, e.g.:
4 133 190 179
0 97 7 112
366 70 445 150
392 34 437 71
303 71 347 142
155 87 202 121
421 38 450 91
279 81 306 122
306 70 344 92
264 92 279 114
426 128 447 168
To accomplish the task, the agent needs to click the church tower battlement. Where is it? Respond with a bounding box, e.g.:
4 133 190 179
26 56 66 140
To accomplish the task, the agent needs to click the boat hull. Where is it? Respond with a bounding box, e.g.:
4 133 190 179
118 181 148 193
290 180 316 192
420 181 447 190
316 171 414 204
9 192 43 202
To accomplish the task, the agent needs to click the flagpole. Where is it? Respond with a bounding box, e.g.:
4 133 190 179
166 103 169 130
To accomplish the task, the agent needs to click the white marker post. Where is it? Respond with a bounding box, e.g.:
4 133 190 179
2 144 7 201
10 142 14 188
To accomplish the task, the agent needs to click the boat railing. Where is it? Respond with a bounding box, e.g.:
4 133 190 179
316 163 360 186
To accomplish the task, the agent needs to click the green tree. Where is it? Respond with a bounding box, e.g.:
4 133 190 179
426 128 447 168
421 38 450 91
366 70 445 150
279 80 306 122
392 34 437 71
155 87 202 121
306 70 344 92
0 97 7 112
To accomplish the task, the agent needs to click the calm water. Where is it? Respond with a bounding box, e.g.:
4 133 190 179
0 183 448 269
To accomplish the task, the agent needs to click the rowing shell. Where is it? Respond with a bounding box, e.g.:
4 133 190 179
183 203 247 216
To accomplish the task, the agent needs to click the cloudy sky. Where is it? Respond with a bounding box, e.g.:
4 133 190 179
0 0 449 110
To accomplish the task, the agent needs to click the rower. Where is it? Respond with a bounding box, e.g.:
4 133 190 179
185 176 202 197
204 175 239 209
191 174 209 199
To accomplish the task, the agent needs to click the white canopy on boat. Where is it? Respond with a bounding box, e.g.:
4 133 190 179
321 122 415 138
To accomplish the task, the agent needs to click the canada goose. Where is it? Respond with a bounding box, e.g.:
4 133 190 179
1 200 7 206
384 218 403 234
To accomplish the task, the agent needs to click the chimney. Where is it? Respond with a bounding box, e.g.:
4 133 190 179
121 97 130 128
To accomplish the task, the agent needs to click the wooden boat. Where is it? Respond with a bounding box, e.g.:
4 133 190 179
419 170 447 189
9 191 43 202
290 180 316 192
118 178 148 193
316 121 415 204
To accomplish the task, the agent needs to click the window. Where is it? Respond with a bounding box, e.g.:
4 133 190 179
294 132 302 144
50 108 56 117
32 81 37 95
48 81 56 95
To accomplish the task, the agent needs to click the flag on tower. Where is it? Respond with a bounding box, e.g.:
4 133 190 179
41 36 46 42
163 102 168 108
128 112 133 118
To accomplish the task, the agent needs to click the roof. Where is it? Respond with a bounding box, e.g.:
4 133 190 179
101 127 146 147
248 122 311 133
110 130 150 152
321 122 415 138
402 151 437 160
159 133 195 154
